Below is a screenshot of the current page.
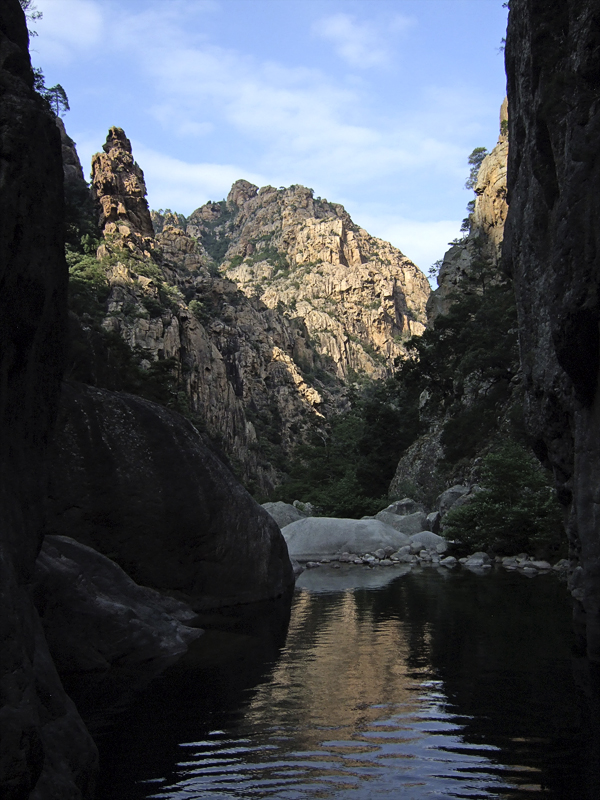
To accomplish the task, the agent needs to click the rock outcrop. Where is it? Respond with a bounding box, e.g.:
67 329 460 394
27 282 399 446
389 103 517 504
187 181 430 379
45 382 295 610
427 102 508 322
504 0 600 658
0 2 98 796
84 130 430 493
91 126 155 242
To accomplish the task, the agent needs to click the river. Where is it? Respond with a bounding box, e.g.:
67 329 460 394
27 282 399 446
86 565 600 799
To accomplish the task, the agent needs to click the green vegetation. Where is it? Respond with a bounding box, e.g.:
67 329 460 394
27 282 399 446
44 83 70 116
465 147 488 190
443 442 564 558
275 380 421 518
398 256 520 466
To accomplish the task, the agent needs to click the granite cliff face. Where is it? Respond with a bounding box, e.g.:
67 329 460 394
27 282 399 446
504 0 600 659
87 131 430 493
427 101 509 322
184 181 430 379
389 104 516 503
0 2 97 796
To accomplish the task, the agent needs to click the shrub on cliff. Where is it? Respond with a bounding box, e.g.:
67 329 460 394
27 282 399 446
443 442 564 557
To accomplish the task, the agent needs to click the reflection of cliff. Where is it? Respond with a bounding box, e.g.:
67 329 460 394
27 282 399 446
245 591 420 743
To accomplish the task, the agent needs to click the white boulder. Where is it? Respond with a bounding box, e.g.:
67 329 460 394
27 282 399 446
282 517 411 560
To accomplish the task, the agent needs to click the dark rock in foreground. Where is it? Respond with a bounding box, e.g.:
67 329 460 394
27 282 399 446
33 535 202 674
46 383 295 610
0 1 98 796
505 0 600 658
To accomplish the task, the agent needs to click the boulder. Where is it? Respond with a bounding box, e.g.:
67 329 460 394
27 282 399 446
375 510 430 534
282 517 411 560
437 485 469 516
262 501 306 529
409 531 448 554
464 552 491 567
440 556 457 567
33 535 202 674
427 511 441 533
46 383 294 610
381 498 425 517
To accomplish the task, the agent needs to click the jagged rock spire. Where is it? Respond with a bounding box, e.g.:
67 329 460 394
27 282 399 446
91 126 154 238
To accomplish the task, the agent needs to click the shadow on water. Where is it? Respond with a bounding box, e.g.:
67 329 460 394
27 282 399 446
77 567 600 799
70 597 293 799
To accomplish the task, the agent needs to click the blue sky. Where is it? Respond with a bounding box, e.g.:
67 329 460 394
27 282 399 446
32 0 508 272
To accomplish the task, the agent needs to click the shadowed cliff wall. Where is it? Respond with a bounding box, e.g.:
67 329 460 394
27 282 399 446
504 0 600 658
0 1 98 796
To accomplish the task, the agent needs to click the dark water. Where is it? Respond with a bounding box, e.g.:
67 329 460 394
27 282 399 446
88 566 600 799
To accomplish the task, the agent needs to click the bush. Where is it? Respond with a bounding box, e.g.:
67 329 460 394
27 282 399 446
443 442 565 558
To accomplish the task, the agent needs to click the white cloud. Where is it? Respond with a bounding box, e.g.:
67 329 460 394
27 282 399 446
356 214 462 275
312 12 414 68
35 0 104 64
132 145 268 213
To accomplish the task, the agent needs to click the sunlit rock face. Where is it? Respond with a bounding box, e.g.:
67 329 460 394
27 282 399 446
199 180 431 380
427 101 508 323
504 0 600 659
0 1 98 796
91 125 154 239
86 128 430 493
389 102 514 504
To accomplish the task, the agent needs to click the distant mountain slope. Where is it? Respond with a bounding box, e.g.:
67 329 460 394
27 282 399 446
66 127 430 494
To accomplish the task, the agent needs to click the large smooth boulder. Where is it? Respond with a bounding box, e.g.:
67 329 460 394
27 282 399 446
46 383 294 610
409 531 448 554
33 536 202 674
262 501 306 529
283 517 411 559
375 510 430 534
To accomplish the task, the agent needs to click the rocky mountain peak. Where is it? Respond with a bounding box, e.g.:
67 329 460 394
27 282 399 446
91 126 154 242
227 179 259 207
184 181 430 380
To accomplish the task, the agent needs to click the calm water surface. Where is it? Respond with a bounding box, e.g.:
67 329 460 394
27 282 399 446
89 566 600 799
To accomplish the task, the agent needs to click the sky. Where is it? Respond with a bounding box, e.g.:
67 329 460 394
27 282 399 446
31 0 508 273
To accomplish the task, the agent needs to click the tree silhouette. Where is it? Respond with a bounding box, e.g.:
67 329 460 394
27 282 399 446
44 84 70 117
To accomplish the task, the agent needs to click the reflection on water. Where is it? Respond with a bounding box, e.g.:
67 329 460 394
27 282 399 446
91 566 599 800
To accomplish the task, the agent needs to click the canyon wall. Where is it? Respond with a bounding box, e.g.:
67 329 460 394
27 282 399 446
0 2 98 796
427 101 508 322
504 0 600 659
86 130 430 493
389 104 515 502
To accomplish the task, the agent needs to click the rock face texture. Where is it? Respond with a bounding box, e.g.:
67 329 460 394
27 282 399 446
427 102 509 322
91 126 155 241
504 0 600 658
204 181 430 378
0 2 98 797
389 103 516 504
46 383 295 610
33 535 202 674
86 131 430 493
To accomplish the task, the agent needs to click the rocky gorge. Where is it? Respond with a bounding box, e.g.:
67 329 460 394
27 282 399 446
3 0 600 796
80 128 430 495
